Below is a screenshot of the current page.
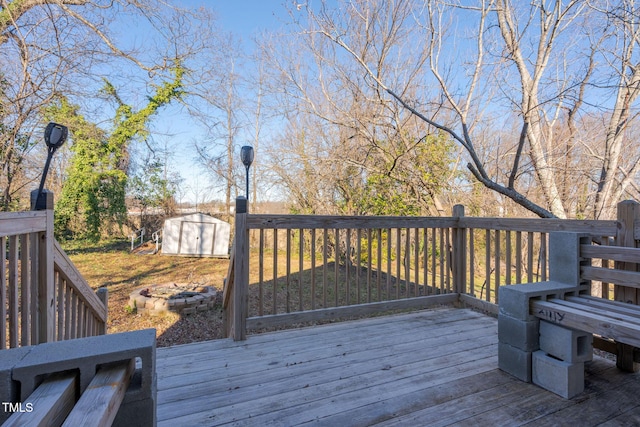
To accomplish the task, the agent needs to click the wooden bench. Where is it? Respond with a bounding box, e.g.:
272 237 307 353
531 233 640 373
0 329 155 426
4 359 134 427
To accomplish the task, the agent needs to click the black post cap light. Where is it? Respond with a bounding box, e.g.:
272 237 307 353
44 122 68 151
241 146 254 168
33 122 68 210
241 146 254 201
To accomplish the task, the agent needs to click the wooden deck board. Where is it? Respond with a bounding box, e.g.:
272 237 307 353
156 307 640 426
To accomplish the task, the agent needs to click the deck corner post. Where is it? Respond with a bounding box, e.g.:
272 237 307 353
452 204 467 295
37 207 55 344
614 200 640 372
96 287 108 335
233 197 249 341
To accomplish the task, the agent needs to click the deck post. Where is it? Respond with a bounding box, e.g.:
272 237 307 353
97 287 109 335
35 204 55 344
614 200 639 372
452 204 467 295
232 197 249 341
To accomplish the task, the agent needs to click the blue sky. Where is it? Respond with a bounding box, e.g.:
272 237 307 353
149 1 294 204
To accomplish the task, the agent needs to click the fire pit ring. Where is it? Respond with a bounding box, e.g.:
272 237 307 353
129 283 220 316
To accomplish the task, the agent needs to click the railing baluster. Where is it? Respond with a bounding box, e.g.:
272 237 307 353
64 284 71 340
485 229 491 302
8 236 18 348
445 228 451 293
323 229 328 308
469 228 475 296
405 228 411 298
506 230 512 285
273 229 278 315
21 234 31 346
0 236 6 349
334 228 339 307
439 228 445 294
311 229 316 310
70 291 77 339
356 228 362 304
286 229 291 313
601 235 610 299
396 228 401 300
527 232 534 283
431 228 436 293
367 229 372 303
423 228 428 296
299 228 304 312
515 231 522 284
540 232 547 281
259 229 264 316
387 228 392 300
57 273 64 341
495 229 501 303
414 228 420 297
346 228 351 305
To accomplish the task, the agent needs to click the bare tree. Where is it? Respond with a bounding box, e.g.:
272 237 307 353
262 0 456 215
291 0 640 219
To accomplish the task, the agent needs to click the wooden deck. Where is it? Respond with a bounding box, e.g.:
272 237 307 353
156 307 640 426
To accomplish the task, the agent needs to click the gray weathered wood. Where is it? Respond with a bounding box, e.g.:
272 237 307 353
531 299 640 348
0 211 47 236
62 360 134 427
4 372 76 427
53 240 107 323
156 307 640 426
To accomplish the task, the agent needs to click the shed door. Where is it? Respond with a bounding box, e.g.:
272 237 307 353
180 221 215 255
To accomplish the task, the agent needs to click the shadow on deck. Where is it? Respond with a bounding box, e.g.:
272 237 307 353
156 307 640 426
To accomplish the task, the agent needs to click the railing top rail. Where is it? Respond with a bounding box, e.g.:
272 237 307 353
245 214 458 230
459 217 618 235
243 213 619 236
0 210 48 236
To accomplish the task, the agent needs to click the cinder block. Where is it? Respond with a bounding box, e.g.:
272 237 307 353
549 233 591 294
499 281 576 321
539 321 592 363
498 314 539 352
0 346 31 424
498 342 532 382
11 329 156 401
113 374 156 427
532 350 584 399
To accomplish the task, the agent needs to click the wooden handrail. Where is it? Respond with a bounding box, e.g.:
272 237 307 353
224 201 636 340
0 211 48 235
1 210 107 348
222 240 235 310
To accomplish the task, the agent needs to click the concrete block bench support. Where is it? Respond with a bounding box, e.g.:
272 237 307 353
498 233 591 397
0 329 156 426
499 231 640 399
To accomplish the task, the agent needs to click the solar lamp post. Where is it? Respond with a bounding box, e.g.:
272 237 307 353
32 122 68 210
240 146 254 200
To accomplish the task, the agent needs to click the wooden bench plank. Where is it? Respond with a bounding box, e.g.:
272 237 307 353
565 296 640 320
581 266 640 289
551 298 640 327
531 299 640 348
581 244 640 264
4 372 77 427
62 359 134 427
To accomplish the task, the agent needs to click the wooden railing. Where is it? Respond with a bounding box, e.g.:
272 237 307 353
1 210 107 349
224 201 635 340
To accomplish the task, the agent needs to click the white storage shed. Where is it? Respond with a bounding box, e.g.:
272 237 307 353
162 213 230 257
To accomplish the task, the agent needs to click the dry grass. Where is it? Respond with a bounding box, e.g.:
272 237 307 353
63 239 230 347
